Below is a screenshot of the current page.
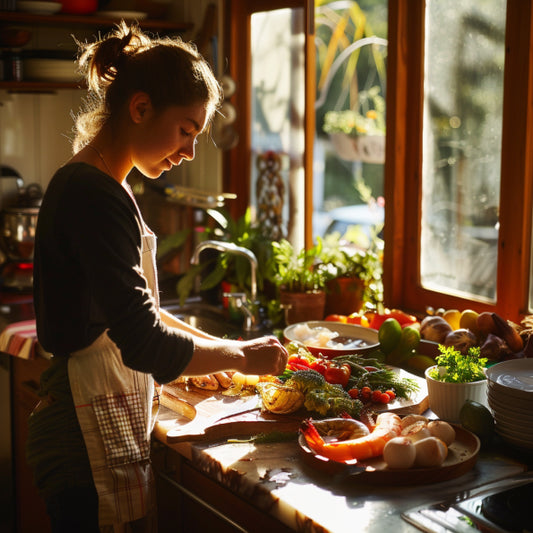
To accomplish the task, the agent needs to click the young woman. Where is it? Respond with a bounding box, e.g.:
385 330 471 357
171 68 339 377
27 22 288 533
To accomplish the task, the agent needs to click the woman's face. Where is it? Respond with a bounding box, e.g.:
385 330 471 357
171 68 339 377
132 102 208 179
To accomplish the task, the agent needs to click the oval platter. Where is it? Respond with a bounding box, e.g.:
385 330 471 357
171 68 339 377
298 423 480 485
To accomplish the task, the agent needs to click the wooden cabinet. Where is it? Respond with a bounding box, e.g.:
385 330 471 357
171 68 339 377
0 11 192 91
11 356 51 533
152 443 294 533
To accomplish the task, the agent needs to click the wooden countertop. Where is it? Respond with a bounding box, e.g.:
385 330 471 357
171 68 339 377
154 403 527 532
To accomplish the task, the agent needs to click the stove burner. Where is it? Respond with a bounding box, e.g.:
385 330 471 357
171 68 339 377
481 481 533 532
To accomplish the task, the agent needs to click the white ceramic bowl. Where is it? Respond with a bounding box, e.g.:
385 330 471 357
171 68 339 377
283 320 379 358
425 366 488 422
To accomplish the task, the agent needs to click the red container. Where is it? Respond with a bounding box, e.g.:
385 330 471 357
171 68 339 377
61 0 98 14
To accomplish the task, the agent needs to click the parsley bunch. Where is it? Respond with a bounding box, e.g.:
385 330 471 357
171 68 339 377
428 345 488 383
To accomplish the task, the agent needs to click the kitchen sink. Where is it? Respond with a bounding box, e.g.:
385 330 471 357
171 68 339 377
161 298 270 339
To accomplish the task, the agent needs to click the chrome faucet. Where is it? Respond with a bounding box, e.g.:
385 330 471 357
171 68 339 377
190 240 259 330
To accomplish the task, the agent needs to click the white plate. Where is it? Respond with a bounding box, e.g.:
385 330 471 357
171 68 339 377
95 10 148 20
488 395 533 419
24 59 80 82
496 428 533 449
17 1 62 14
485 358 533 398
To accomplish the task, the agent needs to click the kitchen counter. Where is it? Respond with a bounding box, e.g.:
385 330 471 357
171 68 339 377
153 404 529 533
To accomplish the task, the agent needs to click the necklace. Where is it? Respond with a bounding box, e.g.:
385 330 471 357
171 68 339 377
87 143 114 179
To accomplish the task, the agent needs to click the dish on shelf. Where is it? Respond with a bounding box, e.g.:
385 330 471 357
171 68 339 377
23 59 80 83
16 1 62 14
95 10 148 20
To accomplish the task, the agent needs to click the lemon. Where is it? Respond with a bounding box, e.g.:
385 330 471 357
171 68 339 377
459 309 480 335
459 399 495 442
378 318 402 354
442 309 461 330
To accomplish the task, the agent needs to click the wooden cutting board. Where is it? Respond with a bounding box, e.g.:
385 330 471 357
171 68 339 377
164 368 429 443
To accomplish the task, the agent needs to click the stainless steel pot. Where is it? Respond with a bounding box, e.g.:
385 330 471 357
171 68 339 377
0 206 39 262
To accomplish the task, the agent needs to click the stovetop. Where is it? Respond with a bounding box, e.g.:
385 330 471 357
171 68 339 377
402 472 533 533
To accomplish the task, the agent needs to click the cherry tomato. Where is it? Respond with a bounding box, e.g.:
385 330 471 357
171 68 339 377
360 386 372 401
348 388 359 399
324 363 351 388
371 389 383 403
384 390 396 401
378 392 391 404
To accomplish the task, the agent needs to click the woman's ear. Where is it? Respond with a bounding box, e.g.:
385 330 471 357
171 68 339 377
129 92 152 123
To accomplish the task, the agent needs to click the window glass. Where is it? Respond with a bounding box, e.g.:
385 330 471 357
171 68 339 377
250 8 306 249
421 0 506 301
313 0 388 250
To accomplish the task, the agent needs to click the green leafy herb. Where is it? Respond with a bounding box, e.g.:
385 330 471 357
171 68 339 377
428 345 487 383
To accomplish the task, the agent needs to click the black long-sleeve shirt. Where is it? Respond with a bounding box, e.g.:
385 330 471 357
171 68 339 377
33 162 194 384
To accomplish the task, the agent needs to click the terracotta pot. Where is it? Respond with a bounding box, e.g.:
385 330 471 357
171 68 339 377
279 289 326 326
325 276 365 316
425 366 488 422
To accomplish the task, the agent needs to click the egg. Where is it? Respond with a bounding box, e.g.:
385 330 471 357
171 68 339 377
427 420 456 446
414 437 448 467
401 420 431 442
400 414 428 430
383 437 417 469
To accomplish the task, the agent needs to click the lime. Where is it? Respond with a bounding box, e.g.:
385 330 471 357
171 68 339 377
378 318 402 354
407 354 436 372
459 399 495 442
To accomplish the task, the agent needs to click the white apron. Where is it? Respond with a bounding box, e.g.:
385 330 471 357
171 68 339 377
68 225 160 530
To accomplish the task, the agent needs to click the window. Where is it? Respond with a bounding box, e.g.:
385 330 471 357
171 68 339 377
225 0 533 323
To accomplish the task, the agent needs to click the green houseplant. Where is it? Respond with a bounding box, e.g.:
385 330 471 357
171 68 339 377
270 238 329 326
425 345 489 422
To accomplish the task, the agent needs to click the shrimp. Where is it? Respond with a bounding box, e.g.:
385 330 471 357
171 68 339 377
300 412 402 463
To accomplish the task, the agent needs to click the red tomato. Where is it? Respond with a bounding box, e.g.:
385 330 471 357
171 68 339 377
378 392 391 404
348 388 359 399
384 390 396 401
324 363 351 388
389 309 419 326
325 314 348 323
371 389 383 403
346 313 370 327
360 386 372 401
310 359 328 375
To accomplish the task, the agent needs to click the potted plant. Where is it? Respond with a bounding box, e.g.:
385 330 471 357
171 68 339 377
425 345 489 422
323 85 386 163
269 238 329 326
320 231 383 316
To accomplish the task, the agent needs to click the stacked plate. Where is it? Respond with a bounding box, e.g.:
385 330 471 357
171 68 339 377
486 358 533 450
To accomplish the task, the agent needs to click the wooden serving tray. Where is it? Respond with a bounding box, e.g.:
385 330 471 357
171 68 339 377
298 424 481 485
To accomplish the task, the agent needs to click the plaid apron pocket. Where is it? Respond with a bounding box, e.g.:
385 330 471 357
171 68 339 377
92 390 149 467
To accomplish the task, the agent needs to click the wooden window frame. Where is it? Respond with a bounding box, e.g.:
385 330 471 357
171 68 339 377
224 0 533 323
384 0 533 323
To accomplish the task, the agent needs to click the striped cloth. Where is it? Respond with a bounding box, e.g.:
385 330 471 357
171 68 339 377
0 319 40 359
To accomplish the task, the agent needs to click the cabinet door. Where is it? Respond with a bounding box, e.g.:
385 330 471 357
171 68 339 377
12 356 51 533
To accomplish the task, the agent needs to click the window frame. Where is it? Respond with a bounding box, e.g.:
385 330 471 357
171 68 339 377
384 0 533 323
224 0 533 323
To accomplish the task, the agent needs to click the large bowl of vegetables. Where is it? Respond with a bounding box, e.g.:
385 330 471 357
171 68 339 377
284 320 379 358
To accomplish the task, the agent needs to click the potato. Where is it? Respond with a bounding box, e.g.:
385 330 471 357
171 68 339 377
383 437 416 469
414 437 448 467
427 420 456 446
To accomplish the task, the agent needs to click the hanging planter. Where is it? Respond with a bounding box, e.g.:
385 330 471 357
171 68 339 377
329 132 385 164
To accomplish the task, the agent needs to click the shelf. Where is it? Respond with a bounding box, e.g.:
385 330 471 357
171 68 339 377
0 11 193 32
0 11 194 91
0 80 85 91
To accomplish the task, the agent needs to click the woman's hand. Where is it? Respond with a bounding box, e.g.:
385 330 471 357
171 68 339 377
239 336 289 377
